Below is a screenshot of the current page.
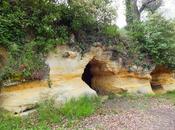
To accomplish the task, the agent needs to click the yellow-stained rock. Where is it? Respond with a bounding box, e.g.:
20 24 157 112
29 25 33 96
151 66 175 92
0 46 97 113
89 58 153 94
4 45 175 113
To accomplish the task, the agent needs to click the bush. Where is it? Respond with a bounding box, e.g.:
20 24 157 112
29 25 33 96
0 42 47 82
127 14 175 69
102 25 119 38
143 14 175 68
0 0 116 83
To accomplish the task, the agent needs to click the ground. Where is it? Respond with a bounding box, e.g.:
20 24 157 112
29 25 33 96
72 94 175 130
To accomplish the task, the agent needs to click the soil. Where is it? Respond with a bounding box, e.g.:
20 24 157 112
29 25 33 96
73 95 175 130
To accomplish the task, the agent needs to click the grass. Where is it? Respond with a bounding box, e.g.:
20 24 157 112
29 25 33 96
0 96 101 130
60 96 100 119
1 91 175 130
0 109 25 130
159 91 175 103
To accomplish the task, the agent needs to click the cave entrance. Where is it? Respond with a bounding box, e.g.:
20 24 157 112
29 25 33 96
150 67 164 93
82 62 93 88
81 59 102 94
150 81 163 92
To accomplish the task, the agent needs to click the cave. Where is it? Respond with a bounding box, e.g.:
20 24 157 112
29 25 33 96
81 59 102 94
82 62 93 88
150 81 163 92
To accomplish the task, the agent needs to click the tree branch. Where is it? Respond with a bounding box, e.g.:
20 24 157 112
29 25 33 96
139 0 156 13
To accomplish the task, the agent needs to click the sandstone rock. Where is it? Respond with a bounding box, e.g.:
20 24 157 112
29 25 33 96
0 46 96 113
3 45 175 113
0 79 96 113
89 58 153 94
62 51 77 59
151 66 175 93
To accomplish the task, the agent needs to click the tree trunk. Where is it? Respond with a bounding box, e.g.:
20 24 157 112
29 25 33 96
125 0 140 25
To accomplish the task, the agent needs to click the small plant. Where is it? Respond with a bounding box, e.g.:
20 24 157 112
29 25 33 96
102 25 119 38
0 109 22 130
37 100 62 123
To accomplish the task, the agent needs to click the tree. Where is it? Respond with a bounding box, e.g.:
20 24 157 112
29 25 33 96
125 0 162 25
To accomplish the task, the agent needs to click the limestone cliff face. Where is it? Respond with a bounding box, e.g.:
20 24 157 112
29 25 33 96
0 45 97 113
90 59 153 94
84 46 153 94
1 45 175 113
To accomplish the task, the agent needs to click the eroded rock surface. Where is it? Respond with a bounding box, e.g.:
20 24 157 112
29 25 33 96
151 66 175 93
84 47 154 94
1 45 175 113
0 46 97 113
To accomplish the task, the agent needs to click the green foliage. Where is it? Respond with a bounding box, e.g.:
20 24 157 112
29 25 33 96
38 96 100 122
162 91 175 103
102 25 119 38
59 96 100 119
0 109 22 130
142 14 175 68
37 100 62 123
126 14 175 69
0 42 46 81
125 0 140 26
0 0 116 83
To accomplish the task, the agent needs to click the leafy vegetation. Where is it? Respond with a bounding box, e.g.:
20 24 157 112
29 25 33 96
0 96 101 130
0 0 116 83
0 1 175 85
127 14 175 69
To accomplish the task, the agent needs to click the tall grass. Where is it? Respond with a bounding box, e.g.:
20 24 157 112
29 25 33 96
59 96 100 119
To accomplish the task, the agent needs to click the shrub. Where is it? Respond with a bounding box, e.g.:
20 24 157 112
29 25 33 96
127 14 175 69
142 14 175 68
102 25 119 38
0 0 116 83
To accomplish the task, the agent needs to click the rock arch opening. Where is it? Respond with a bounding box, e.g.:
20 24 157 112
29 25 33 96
81 58 105 94
81 58 117 95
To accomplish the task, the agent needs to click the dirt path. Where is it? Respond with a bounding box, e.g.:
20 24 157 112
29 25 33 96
74 96 175 130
